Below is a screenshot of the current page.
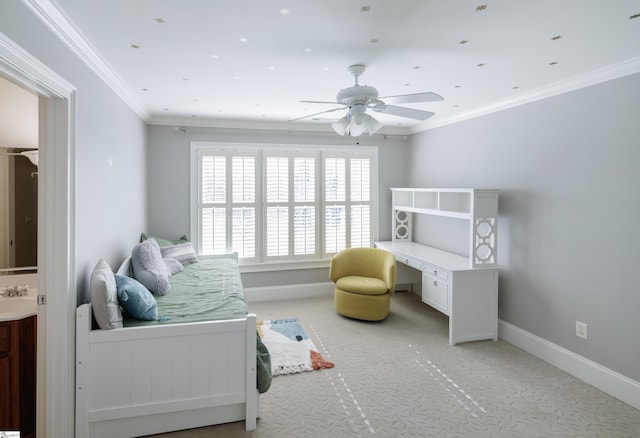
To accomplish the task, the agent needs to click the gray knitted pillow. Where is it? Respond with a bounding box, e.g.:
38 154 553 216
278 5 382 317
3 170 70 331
131 238 171 295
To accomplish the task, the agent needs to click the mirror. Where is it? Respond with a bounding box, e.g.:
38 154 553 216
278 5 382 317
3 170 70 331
0 76 38 275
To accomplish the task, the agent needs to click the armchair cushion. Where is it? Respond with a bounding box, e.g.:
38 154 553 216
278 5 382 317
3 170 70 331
335 276 389 296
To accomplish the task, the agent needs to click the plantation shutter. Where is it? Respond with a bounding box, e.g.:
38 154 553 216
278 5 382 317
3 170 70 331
231 155 256 258
324 156 347 254
293 156 316 256
200 154 226 255
350 158 371 248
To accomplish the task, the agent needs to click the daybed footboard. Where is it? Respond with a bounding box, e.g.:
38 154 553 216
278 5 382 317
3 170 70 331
76 303 258 438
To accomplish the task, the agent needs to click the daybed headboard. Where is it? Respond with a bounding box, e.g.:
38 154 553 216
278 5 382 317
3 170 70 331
116 256 133 277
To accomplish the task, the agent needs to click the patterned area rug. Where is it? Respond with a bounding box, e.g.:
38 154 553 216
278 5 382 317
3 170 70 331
257 317 334 376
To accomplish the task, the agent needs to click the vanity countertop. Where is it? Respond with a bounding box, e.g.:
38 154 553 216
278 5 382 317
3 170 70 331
0 288 38 322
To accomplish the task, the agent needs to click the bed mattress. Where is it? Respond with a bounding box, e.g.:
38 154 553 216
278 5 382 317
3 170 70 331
124 257 247 326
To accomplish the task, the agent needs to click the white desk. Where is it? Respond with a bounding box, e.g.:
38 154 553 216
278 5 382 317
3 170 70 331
376 241 498 345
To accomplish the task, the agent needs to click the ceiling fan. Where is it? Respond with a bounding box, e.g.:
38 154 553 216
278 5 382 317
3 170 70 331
291 64 444 136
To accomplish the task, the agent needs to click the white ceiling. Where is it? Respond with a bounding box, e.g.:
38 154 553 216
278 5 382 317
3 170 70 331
48 0 640 134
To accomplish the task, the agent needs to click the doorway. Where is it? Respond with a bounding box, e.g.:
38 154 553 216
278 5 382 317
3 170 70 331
1 32 76 438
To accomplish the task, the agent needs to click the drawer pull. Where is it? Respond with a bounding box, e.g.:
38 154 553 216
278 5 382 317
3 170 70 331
433 281 438 287
433 270 438 276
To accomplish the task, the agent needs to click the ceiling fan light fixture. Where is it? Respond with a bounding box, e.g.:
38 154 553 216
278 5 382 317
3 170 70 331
364 115 383 135
333 113 382 137
349 117 368 137
331 116 350 136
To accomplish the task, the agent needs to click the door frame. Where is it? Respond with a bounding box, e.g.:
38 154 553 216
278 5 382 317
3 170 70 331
0 32 76 437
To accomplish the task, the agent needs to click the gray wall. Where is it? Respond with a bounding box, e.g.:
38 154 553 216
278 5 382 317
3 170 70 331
409 72 640 382
1 1 148 299
147 125 411 286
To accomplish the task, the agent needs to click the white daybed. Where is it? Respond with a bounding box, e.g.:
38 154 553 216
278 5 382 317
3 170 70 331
76 251 268 438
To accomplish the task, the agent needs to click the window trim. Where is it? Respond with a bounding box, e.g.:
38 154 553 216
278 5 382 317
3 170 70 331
190 142 379 267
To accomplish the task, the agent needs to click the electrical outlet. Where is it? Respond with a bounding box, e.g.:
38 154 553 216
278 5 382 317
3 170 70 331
576 321 588 340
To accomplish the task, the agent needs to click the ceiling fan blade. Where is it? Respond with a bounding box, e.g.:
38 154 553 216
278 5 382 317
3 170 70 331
379 92 444 104
301 100 340 105
288 106 345 122
375 104 435 120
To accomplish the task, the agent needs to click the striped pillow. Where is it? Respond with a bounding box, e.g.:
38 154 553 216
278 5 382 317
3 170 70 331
160 242 199 266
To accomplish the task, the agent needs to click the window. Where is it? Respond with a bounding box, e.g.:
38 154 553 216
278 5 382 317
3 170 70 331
192 143 377 265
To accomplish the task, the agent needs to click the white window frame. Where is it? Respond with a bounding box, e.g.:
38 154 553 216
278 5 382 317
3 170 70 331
190 142 379 270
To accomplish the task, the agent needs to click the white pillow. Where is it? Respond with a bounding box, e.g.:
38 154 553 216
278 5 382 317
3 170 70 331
90 259 123 329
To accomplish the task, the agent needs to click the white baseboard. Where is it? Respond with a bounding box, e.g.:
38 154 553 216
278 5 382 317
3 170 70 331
499 319 640 411
244 282 334 303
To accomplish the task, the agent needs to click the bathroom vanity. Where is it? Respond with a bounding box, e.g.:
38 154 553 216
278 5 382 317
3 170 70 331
0 288 37 438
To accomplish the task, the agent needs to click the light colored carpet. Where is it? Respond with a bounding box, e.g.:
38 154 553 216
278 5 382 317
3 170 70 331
147 291 640 437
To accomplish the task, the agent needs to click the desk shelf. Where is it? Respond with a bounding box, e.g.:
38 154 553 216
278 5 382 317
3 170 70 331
391 188 498 268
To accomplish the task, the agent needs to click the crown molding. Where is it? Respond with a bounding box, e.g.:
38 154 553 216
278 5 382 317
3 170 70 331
149 115 412 136
414 56 640 133
0 31 75 98
23 0 151 121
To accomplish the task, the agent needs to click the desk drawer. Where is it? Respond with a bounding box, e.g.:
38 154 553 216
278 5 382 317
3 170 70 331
395 255 424 271
422 263 449 281
422 273 449 315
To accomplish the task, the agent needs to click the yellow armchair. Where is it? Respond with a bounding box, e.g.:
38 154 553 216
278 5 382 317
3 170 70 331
329 247 396 321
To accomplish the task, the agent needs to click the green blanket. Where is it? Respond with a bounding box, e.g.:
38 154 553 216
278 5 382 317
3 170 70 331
124 257 272 393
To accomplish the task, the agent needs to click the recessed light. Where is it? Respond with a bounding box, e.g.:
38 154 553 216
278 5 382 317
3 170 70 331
549 61 558 66
404 83 410 87
512 86 520 90
239 37 248 43
551 35 562 41
233 75 241 79
153 17 166 24
413 66 421 70
304 48 313 53
476 4 487 12
361 6 371 13
131 44 140 49
459 40 469 45
370 38 379 44
211 54 220 59
477 63 485 67
268 65 276 70
142 88 148 91
279 8 290 16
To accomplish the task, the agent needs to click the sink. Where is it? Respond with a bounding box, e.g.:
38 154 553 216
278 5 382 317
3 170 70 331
0 289 37 321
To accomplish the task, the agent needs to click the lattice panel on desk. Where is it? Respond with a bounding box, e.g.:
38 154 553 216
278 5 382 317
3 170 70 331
394 210 411 240
474 218 497 265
